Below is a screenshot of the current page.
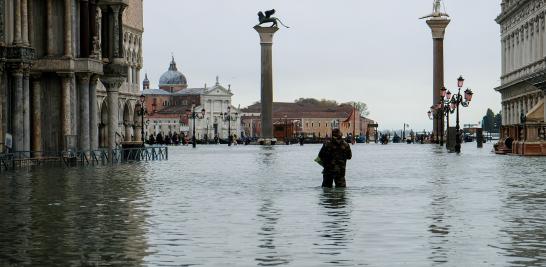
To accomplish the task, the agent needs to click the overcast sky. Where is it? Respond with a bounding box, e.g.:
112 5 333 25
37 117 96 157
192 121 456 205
142 0 501 131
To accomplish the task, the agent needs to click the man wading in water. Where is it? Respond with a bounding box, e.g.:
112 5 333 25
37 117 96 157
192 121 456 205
318 128 352 188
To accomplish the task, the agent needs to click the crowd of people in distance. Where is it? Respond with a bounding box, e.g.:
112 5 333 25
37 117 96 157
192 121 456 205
145 132 241 146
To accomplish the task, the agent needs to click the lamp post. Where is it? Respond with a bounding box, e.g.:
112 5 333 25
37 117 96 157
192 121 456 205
186 105 206 148
439 86 457 150
223 106 238 146
452 75 474 153
139 94 146 144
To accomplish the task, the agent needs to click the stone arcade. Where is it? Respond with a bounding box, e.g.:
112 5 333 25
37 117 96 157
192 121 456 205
0 0 143 155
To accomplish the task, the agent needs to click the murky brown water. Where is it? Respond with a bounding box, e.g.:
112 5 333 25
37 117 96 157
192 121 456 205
1 143 546 266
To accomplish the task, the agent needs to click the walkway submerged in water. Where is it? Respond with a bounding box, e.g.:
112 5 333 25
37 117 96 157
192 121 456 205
0 146 168 171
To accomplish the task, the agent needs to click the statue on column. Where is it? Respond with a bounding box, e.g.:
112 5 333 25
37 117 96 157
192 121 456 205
420 0 449 19
256 9 290 28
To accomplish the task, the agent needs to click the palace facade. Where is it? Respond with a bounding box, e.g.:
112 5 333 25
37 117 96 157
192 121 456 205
496 0 546 155
142 58 241 141
0 0 144 155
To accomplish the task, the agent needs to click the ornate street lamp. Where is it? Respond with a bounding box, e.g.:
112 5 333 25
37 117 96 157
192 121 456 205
186 105 206 148
452 75 474 153
223 106 238 146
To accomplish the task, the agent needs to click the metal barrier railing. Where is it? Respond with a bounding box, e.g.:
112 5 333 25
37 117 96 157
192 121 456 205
0 146 168 171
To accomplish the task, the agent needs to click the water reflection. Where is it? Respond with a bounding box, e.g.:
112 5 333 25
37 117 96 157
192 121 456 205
315 188 353 266
427 174 452 265
255 198 291 266
0 167 149 266
500 171 546 267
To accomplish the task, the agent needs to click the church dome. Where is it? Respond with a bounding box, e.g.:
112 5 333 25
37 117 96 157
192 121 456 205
159 57 187 86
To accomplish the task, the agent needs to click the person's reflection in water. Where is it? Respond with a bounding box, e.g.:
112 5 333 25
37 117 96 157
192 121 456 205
255 199 291 266
315 188 353 266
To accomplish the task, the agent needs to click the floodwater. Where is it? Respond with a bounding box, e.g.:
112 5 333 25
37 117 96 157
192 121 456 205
1 143 546 266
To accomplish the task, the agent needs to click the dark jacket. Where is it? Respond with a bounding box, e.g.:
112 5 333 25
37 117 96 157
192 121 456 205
318 136 352 176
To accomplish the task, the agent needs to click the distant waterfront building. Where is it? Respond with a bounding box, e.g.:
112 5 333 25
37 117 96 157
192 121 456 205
240 102 376 140
496 0 546 155
142 58 241 140
0 0 144 154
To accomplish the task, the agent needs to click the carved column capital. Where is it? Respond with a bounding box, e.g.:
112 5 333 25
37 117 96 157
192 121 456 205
57 72 75 81
30 72 41 80
77 72 92 82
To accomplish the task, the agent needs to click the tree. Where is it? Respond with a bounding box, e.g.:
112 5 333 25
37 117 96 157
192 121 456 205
294 98 338 107
482 108 495 132
494 112 502 132
343 101 370 117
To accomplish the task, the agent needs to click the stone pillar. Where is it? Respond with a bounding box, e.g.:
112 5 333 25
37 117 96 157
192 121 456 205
111 5 121 58
78 73 91 151
508 100 514 125
12 68 24 151
21 0 28 45
525 26 529 66
506 36 510 73
125 122 132 141
426 18 450 140
0 65 3 152
27 0 33 45
60 73 73 143
106 84 120 149
521 97 529 114
80 0 90 57
131 68 140 92
503 103 507 125
46 0 54 56
31 74 42 156
537 17 544 59
134 123 142 143
23 69 30 152
254 26 279 141
516 30 523 69
501 38 506 75
543 94 546 123
501 103 505 125
89 76 99 150
13 0 22 45
89 0 97 38
64 0 73 58
510 34 516 72
0 0 5 46
533 19 542 62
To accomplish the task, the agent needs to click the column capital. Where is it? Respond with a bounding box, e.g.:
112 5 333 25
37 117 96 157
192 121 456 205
77 72 92 81
10 64 25 76
90 74 100 85
254 26 279 44
426 18 450 39
30 72 42 79
57 72 75 80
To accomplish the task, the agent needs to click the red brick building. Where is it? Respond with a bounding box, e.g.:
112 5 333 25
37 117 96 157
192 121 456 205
240 102 376 141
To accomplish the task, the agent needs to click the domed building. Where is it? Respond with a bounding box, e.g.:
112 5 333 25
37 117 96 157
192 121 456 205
141 58 241 143
158 57 188 92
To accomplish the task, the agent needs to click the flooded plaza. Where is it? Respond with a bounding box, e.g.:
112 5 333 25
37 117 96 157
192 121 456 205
1 143 546 266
